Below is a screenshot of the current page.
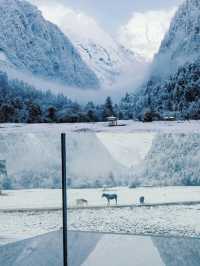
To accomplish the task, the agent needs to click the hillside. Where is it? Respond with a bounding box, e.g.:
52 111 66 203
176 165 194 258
0 0 99 89
132 0 200 120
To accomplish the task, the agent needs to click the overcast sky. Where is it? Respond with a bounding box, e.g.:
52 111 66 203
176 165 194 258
30 0 184 59
31 0 183 31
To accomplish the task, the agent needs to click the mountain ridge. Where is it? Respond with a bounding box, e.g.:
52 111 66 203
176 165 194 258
131 0 200 120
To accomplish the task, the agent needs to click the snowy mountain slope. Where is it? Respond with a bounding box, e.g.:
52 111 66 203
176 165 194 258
133 133 200 186
152 0 200 77
73 36 148 88
0 0 99 89
38 4 149 89
133 0 200 119
0 132 129 189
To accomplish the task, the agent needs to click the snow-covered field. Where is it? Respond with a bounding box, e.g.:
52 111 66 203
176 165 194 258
1 186 200 246
1 186 200 211
0 189 62 211
1 120 200 134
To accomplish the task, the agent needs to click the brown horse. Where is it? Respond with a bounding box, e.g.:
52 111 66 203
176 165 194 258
102 193 118 205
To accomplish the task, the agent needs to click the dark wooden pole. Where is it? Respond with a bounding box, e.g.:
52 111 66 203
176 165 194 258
61 133 68 266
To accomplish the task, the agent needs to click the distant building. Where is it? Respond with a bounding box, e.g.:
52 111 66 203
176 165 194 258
163 116 176 121
107 116 118 127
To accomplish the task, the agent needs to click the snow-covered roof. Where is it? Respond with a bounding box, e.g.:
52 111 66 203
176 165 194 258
107 116 117 121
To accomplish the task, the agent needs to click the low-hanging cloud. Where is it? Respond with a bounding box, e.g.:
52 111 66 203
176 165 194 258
31 1 112 45
118 8 177 61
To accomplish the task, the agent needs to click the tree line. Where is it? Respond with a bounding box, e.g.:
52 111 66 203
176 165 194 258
0 71 133 123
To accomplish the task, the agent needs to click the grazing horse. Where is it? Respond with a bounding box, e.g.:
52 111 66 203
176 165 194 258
76 199 88 206
102 193 118 205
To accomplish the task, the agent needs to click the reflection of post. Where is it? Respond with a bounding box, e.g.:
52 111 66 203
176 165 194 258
61 133 68 266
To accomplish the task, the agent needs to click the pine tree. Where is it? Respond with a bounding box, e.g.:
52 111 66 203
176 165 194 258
102 96 115 120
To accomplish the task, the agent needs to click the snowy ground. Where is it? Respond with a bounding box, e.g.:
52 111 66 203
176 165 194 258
1 120 200 134
68 204 200 238
1 187 200 246
0 189 62 211
1 186 200 211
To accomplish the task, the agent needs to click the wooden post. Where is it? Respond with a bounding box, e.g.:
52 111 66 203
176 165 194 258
61 133 68 266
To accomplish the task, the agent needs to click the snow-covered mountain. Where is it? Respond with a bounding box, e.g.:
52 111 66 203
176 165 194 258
37 3 149 89
0 0 99 89
133 0 200 119
152 0 200 77
71 34 148 88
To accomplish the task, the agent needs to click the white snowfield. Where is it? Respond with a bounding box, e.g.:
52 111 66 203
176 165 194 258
0 189 62 211
1 186 200 211
0 230 200 266
1 120 200 134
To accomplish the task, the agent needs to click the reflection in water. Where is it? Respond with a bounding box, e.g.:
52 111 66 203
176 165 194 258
153 237 200 266
0 231 200 266
83 234 200 266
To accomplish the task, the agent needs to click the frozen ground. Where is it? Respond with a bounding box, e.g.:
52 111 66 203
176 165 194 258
68 204 200 238
0 187 200 246
1 120 200 134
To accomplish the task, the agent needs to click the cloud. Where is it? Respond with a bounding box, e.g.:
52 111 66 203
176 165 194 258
31 1 177 62
118 8 177 61
31 1 113 45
